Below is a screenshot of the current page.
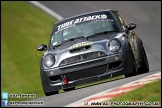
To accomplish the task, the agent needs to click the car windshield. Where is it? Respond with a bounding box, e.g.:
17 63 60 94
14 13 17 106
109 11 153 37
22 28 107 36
50 19 119 46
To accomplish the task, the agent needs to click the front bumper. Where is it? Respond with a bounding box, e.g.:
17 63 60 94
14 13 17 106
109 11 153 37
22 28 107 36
40 49 133 93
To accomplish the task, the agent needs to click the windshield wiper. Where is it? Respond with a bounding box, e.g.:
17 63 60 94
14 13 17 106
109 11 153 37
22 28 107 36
63 36 85 43
86 30 117 39
53 36 85 48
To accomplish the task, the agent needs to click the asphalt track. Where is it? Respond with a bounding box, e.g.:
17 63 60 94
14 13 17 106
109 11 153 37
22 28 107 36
29 1 161 107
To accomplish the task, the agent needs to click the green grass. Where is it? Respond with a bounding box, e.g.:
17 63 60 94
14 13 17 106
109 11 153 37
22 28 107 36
106 79 161 107
1 1 56 101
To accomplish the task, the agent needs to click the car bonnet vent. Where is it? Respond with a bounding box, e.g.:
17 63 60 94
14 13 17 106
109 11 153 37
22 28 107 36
69 45 91 53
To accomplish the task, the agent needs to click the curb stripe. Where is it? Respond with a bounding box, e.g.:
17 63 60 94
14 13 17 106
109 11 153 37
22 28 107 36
86 84 143 101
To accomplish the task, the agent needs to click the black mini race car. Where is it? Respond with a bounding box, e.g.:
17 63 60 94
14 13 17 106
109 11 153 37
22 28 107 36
37 10 149 96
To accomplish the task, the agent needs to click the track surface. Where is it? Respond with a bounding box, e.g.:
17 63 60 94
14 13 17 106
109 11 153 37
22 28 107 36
30 1 161 107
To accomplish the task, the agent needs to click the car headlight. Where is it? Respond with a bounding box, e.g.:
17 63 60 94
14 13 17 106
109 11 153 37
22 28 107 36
108 39 121 52
44 54 55 67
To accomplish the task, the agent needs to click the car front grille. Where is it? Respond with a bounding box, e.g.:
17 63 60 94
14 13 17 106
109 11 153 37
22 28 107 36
59 57 106 70
62 64 108 81
59 51 106 66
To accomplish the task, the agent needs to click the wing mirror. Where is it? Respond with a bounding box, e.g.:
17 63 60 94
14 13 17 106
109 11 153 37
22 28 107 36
37 44 47 51
127 23 136 30
125 23 136 34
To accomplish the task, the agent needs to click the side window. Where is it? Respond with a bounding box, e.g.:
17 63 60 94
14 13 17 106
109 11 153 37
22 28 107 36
117 12 127 30
112 11 126 31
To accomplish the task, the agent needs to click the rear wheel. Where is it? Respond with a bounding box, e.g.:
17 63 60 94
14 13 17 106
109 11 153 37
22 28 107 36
45 90 59 96
63 87 75 92
125 50 138 78
138 46 149 74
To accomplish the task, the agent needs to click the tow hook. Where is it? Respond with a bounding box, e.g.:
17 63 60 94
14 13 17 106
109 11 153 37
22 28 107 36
63 76 68 85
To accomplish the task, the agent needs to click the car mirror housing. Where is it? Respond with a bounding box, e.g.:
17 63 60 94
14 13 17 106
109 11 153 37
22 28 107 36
37 44 47 51
127 23 136 30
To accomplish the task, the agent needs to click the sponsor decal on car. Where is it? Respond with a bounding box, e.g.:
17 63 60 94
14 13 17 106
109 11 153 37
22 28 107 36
57 14 108 32
69 41 93 50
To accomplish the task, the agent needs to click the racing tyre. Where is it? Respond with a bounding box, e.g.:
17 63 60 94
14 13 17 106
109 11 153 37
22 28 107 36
45 90 59 96
125 50 138 78
63 87 75 92
138 46 149 74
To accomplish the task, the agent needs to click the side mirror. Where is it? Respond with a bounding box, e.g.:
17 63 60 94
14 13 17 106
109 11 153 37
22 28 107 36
127 23 136 30
37 44 47 51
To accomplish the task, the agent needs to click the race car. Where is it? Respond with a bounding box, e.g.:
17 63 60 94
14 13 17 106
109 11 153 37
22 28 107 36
37 10 149 96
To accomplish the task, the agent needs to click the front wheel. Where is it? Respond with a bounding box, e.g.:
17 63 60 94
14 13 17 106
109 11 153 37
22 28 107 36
125 50 138 78
138 46 149 74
